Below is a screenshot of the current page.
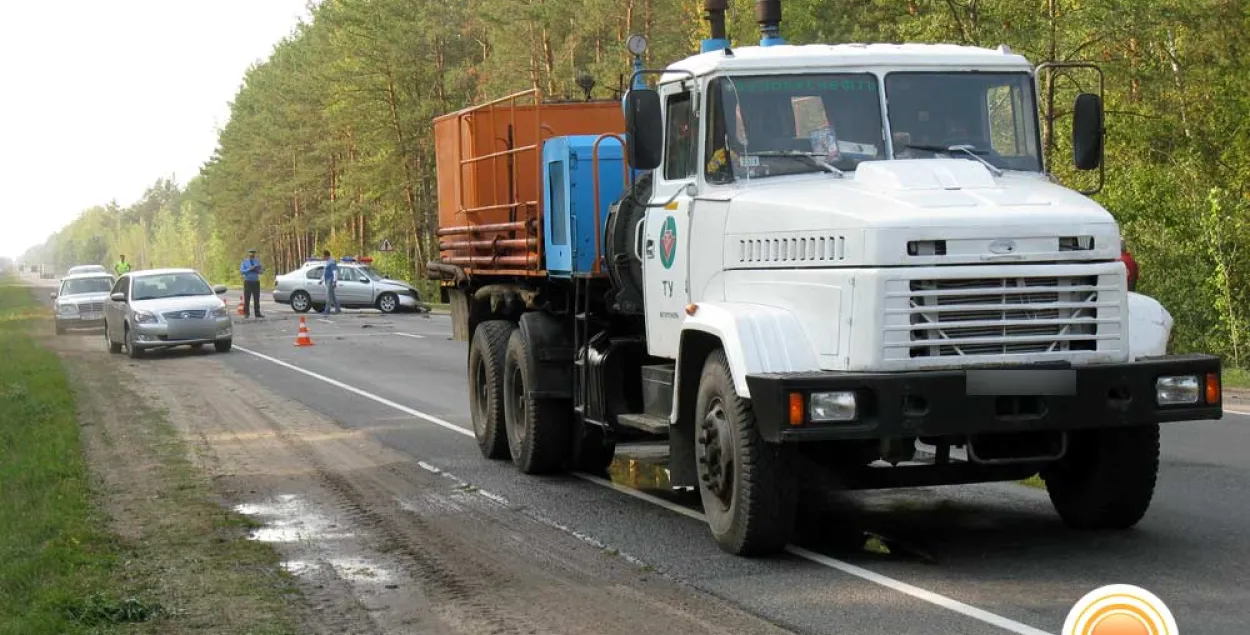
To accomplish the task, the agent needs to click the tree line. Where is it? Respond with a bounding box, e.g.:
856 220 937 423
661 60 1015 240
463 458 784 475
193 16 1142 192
21 0 1250 364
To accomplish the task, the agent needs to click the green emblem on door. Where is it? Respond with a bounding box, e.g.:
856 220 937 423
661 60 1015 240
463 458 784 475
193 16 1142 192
659 216 677 269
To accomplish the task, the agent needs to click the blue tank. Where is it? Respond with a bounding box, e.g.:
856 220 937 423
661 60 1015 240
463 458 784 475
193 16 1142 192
541 135 628 277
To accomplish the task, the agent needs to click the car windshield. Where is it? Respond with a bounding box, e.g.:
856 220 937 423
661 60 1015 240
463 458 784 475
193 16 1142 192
61 277 113 295
131 272 213 301
705 73 886 183
885 72 1041 171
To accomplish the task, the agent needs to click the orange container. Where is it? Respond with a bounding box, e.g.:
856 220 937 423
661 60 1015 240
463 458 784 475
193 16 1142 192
433 91 625 277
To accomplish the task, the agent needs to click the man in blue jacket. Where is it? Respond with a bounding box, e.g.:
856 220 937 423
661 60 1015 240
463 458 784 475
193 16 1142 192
240 248 264 318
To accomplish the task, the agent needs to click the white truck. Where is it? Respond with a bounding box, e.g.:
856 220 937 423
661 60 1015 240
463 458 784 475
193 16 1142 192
428 0 1223 556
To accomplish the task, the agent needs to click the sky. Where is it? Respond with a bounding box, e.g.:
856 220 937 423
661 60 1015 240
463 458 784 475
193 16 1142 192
0 0 315 260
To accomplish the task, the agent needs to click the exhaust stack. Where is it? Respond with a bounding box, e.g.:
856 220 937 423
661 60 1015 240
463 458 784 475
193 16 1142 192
756 0 784 46
701 0 730 53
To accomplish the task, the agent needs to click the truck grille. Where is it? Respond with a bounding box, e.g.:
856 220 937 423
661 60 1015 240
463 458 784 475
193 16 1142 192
904 275 1108 358
163 309 207 320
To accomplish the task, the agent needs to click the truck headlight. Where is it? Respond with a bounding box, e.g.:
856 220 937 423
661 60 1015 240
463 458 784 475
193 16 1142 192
809 391 857 422
1156 375 1200 405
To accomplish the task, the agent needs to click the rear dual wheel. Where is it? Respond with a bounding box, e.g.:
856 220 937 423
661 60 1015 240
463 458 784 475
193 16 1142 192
469 320 515 460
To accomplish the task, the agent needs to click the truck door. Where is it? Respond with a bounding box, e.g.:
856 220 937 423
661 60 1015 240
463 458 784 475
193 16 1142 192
643 89 697 359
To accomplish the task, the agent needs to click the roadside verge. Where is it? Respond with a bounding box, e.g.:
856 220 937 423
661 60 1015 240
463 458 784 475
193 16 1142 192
0 279 301 635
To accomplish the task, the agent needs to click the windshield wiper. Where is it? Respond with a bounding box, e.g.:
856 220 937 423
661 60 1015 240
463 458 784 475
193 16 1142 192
749 150 845 178
902 144 1003 177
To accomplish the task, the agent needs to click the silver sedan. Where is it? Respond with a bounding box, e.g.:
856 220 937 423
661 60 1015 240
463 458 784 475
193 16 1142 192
273 260 429 314
104 268 234 358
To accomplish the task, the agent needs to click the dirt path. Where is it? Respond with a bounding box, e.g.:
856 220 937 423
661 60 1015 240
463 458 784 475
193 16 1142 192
55 331 794 635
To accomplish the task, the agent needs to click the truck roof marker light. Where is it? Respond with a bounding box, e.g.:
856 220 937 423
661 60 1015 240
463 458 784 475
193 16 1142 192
685 303 698 316
788 393 803 426
756 0 784 47
1207 373 1221 404
701 0 730 53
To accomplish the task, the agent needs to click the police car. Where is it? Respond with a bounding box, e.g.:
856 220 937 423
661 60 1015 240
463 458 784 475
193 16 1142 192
272 257 429 314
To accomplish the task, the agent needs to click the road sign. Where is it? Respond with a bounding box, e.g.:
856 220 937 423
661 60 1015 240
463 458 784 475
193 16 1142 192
378 239 395 252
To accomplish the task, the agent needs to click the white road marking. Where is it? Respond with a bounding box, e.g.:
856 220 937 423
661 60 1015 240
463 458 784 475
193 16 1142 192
317 318 335 325
233 344 1056 635
235 345 471 439
394 333 425 339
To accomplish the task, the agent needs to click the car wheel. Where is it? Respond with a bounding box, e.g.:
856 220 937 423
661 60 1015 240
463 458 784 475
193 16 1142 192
125 326 143 359
377 293 399 314
215 339 232 353
105 323 122 354
290 291 312 313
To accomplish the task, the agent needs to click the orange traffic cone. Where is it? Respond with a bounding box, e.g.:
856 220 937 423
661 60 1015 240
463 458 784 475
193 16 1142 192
236 295 246 316
294 316 314 347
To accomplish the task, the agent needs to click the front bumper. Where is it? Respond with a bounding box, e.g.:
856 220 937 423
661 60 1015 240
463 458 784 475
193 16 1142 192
131 318 233 348
745 354 1223 443
56 315 105 329
397 294 423 309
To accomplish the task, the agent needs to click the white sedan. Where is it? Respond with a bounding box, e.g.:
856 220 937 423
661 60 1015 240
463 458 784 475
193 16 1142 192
104 268 233 358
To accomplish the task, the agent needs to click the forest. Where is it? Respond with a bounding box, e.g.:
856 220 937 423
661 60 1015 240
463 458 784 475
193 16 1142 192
20 0 1250 365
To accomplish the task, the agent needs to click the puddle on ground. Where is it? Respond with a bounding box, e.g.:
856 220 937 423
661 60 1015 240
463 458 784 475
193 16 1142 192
233 493 354 543
233 492 403 588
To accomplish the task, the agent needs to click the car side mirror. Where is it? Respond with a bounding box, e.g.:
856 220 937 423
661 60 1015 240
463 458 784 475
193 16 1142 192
624 88 663 170
1072 93 1104 171
110 292 126 303
213 285 227 295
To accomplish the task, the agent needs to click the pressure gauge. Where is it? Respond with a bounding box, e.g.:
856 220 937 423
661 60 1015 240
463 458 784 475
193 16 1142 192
627 34 648 56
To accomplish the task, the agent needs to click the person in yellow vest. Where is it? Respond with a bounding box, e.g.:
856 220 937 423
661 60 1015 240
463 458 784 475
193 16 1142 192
113 255 132 276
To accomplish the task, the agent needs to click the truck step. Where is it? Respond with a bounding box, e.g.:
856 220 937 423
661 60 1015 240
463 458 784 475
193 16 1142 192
615 413 669 434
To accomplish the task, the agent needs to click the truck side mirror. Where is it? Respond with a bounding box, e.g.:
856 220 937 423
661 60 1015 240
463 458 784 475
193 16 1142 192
1072 93 1103 171
624 89 663 170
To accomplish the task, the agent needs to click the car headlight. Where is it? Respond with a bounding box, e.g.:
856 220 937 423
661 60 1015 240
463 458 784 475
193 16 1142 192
1156 375 1200 405
212 306 228 318
809 391 858 422
133 310 158 324
57 303 79 315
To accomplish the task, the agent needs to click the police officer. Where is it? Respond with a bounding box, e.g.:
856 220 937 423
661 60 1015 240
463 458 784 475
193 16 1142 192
114 254 132 276
239 249 264 318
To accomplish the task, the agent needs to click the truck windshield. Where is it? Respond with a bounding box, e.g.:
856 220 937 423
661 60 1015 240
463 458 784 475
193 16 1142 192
885 72 1041 172
704 73 886 183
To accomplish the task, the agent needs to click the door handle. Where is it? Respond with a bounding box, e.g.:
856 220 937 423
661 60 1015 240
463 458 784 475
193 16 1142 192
645 239 655 258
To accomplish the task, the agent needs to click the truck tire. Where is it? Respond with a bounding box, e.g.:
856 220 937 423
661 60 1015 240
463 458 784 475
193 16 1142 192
469 320 515 460
694 349 797 556
503 328 571 474
1042 424 1160 530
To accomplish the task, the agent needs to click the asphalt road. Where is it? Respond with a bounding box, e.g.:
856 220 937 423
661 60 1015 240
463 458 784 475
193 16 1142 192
32 274 1250 634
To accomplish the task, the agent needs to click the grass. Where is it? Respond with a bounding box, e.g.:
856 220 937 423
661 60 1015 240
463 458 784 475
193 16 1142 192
0 278 302 635
1222 367 1250 390
0 280 135 634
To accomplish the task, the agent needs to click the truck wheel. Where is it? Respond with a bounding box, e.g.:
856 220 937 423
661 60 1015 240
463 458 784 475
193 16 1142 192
694 349 797 556
503 328 570 474
469 320 515 460
1042 424 1160 530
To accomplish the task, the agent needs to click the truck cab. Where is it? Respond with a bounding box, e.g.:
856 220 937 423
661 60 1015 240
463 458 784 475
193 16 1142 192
429 0 1222 557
